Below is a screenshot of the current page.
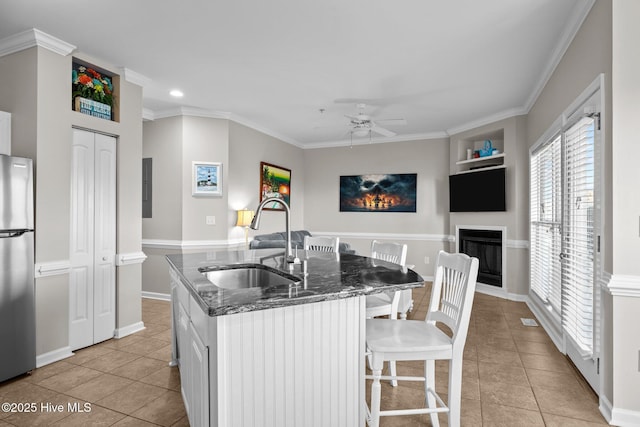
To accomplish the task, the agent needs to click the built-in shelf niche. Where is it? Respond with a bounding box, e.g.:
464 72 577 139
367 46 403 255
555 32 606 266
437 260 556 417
71 58 119 122
455 129 504 173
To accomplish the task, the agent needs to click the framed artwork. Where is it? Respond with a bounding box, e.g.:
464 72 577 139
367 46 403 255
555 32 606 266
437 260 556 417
192 161 222 196
260 162 291 210
339 173 417 212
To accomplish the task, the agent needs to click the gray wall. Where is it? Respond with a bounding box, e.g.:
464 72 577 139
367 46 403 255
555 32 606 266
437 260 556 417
229 121 305 238
302 138 450 277
448 116 529 296
141 117 305 295
0 45 144 358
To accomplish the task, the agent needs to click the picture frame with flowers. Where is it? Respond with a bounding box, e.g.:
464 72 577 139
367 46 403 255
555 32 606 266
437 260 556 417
72 61 115 121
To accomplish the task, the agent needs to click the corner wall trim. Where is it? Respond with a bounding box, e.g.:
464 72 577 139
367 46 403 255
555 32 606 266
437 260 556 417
116 251 147 266
35 260 71 278
142 291 171 302
114 322 145 339
606 274 640 297
36 346 74 368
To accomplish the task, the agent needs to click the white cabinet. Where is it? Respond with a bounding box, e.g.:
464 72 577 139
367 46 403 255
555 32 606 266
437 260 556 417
169 265 366 427
171 275 209 427
188 322 209 427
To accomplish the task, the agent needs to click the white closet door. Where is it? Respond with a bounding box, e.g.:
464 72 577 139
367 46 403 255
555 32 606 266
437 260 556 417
69 129 116 350
93 133 116 343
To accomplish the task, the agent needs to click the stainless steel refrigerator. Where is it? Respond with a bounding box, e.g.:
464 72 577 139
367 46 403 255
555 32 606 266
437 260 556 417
0 154 36 382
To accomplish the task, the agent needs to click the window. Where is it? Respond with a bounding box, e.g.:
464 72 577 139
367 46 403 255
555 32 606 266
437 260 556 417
530 78 602 378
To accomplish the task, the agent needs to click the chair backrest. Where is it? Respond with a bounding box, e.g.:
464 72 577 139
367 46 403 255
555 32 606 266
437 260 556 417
426 251 479 350
304 235 339 252
370 240 407 266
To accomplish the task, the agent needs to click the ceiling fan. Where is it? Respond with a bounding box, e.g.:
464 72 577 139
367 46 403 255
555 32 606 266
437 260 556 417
344 104 406 138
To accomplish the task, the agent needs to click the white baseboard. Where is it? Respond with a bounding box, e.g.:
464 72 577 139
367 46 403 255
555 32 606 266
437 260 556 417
142 291 171 301
475 283 529 302
601 393 640 426
114 321 145 339
600 394 613 424
36 346 74 368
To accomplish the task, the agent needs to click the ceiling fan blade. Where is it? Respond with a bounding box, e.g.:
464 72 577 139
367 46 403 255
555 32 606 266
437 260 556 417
371 125 396 137
375 118 407 126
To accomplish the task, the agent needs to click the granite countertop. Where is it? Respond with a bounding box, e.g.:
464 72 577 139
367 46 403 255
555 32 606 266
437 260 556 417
166 248 424 317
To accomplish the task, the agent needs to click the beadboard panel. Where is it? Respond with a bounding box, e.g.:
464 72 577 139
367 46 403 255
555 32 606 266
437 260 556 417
215 297 364 427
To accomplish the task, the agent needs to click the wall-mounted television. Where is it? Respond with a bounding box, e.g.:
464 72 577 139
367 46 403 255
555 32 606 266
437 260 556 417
449 167 506 212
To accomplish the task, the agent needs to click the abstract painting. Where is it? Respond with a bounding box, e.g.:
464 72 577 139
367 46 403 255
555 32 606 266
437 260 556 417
340 173 417 212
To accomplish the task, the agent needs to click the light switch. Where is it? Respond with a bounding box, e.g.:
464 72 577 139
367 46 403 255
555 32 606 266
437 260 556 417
206 216 215 225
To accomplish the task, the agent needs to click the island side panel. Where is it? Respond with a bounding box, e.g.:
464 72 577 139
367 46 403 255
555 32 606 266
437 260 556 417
215 296 365 427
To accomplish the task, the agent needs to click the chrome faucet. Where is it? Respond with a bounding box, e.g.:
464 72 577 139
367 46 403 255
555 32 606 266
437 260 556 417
250 197 299 265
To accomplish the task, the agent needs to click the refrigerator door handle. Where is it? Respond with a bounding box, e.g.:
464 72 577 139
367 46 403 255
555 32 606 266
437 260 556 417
0 230 28 238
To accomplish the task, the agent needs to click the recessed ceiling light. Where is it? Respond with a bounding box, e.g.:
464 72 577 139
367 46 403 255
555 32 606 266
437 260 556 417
169 89 184 97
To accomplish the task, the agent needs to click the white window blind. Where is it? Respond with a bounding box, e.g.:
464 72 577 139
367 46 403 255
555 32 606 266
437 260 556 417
530 114 597 358
561 116 595 356
530 134 562 318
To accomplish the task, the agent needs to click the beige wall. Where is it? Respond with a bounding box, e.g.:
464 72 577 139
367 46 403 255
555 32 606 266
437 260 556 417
527 0 613 272
142 116 183 240
182 116 229 241
141 118 305 295
0 45 144 358
302 138 450 277
229 121 305 237
448 116 529 295
611 0 640 414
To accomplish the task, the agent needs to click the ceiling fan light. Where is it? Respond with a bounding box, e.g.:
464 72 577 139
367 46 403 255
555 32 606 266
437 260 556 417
352 128 370 137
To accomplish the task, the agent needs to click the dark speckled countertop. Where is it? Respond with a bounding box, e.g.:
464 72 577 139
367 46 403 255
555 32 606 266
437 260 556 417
166 248 424 317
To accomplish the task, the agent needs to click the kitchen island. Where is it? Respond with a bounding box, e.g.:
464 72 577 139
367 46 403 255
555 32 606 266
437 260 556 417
166 249 424 427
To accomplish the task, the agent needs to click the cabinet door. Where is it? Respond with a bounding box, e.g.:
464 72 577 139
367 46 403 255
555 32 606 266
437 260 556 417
177 302 191 416
188 322 209 427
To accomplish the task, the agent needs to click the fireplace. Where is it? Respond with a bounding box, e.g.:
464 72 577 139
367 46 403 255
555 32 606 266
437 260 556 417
458 228 503 287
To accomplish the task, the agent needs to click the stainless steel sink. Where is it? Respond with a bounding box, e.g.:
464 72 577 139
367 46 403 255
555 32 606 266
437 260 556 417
199 264 301 290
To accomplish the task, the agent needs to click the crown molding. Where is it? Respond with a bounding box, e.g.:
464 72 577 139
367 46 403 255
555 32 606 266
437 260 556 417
0 28 76 58
523 0 597 113
151 106 231 121
119 67 152 88
446 106 528 137
227 112 303 148
303 131 450 149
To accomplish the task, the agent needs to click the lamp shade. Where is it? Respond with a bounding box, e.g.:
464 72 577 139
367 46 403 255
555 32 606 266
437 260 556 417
236 209 255 227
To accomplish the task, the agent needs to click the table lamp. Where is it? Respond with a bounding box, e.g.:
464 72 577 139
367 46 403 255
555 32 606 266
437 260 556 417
236 209 255 249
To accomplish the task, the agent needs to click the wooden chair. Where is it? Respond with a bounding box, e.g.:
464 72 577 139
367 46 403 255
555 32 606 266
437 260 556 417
365 250 479 427
303 235 339 253
365 240 408 387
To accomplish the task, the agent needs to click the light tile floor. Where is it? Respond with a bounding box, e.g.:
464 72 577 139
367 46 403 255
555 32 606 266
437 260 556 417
368 284 608 426
0 287 607 426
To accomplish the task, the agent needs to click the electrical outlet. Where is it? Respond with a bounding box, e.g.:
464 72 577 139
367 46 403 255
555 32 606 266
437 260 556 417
424 256 430 264
206 216 215 225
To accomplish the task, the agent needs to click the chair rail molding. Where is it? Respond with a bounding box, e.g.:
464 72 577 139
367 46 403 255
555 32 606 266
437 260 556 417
606 274 640 297
312 231 453 243
35 260 71 278
116 251 147 266
141 239 244 250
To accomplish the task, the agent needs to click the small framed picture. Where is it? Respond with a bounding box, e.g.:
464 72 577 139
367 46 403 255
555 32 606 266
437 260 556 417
260 162 291 210
192 161 222 196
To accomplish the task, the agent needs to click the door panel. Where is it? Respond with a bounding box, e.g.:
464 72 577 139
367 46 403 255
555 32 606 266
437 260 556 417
93 133 116 343
70 130 95 350
70 129 116 351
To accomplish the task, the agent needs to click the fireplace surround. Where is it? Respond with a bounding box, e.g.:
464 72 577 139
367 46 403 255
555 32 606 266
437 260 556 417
457 227 505 288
